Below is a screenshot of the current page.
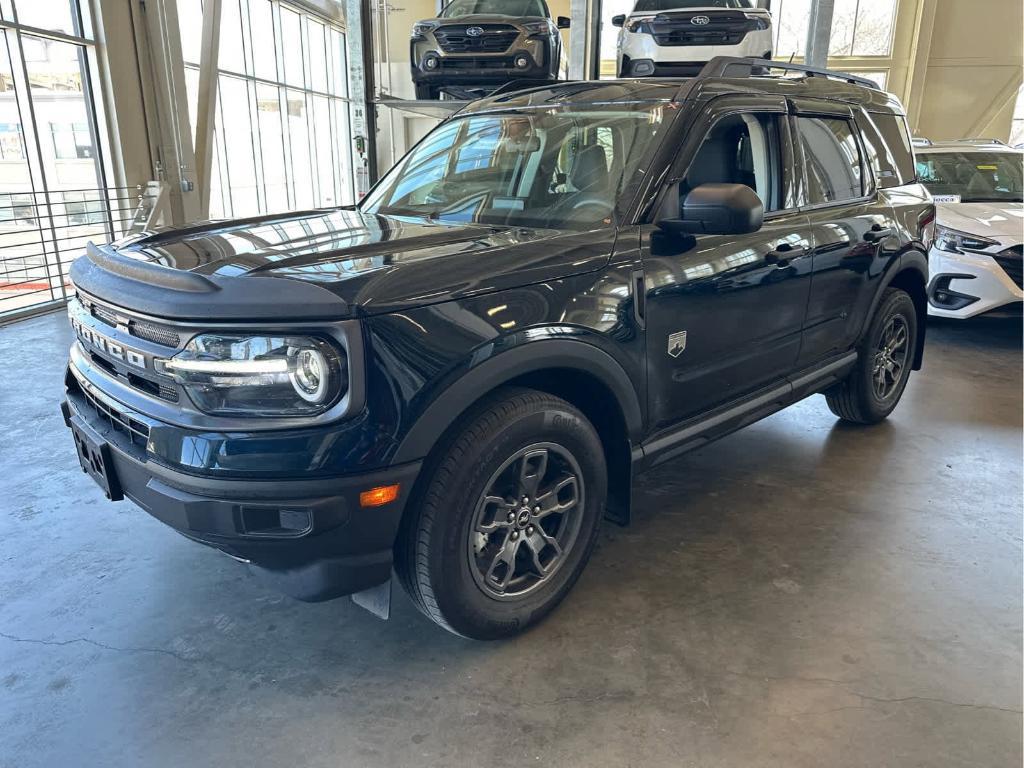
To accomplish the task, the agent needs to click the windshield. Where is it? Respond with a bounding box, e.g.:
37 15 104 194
633 0 752 11
361 106 671 230
441 0 548 17
915 151 1024 203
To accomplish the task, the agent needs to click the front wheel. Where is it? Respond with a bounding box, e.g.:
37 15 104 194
825 287 917 424
414 83 440 100
395 388 606 639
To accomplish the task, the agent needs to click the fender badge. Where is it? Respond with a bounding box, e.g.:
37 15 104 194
668 331 687 358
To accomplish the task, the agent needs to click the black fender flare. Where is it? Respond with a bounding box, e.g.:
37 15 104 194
392 338 644 465
861 249 929 368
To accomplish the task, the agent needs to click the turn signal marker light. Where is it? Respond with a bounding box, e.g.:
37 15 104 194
360 484 400 508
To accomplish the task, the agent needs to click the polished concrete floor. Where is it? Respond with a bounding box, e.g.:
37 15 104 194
0 311 1020 768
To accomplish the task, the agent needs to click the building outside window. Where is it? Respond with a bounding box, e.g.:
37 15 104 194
0 0 123 319
50 122 93 159
1010 86 1024 147
178 0 357 219
773 0 898 59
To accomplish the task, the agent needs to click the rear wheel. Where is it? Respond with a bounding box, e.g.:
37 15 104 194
395 388 606 639
825 287 917 424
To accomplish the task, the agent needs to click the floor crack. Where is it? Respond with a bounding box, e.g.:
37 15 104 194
726 668 1022 715
0 630 205 667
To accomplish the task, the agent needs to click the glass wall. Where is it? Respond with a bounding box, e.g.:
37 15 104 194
178 0 357 219
774 0 897 59
0 0 123 318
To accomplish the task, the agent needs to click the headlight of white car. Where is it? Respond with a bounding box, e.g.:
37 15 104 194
625 17 654 33
934 225 999 254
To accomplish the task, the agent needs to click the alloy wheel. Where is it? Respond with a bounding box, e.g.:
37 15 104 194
872 314 910 400
468 442 585 600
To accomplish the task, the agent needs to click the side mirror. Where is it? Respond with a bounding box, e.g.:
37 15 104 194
659 183 764 236
557 16 571 29
611 14 626 27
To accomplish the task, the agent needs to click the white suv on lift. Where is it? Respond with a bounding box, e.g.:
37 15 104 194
612 0 773 78
914 140 1023 319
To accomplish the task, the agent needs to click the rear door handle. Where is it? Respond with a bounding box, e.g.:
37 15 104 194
766 244 807 266
864 225 895 243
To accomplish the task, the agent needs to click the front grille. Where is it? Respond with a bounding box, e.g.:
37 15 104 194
994 246 1023 288
83 294 181 347
439 56 516 70
649 11 753 47
92 304 121 328
70 373 151 450
653 29 745 46
435 25 518 53
129 318 180 347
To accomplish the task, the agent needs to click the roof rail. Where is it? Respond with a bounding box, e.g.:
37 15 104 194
696 56 882 90
950 138 1007 146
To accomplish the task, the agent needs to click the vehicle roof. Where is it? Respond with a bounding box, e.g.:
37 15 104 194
467 73 904 115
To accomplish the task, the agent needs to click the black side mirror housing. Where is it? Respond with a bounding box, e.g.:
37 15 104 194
659 183 764 236
611 14 626 27
557 16 571 29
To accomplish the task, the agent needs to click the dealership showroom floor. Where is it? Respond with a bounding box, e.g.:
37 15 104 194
1 0 1024 765
1 310 1021 768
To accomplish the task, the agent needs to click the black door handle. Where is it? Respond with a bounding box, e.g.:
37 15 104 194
864 225 894 243
766 244 807 266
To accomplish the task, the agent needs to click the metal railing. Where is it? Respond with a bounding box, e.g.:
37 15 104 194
0 185 154 323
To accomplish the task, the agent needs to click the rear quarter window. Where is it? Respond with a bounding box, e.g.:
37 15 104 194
858 111 916 187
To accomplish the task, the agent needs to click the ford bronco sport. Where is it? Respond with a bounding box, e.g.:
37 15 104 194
410 0 569 100
62 58 933 639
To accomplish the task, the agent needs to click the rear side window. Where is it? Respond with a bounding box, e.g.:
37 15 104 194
858 111 916 187
797 117 864 204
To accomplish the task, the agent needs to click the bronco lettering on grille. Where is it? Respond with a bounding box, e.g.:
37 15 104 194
70 317 148 370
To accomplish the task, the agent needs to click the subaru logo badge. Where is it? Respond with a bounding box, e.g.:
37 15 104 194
466 26 484 36
691 15 711 25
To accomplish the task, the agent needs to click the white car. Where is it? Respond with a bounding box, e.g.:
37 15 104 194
915 140 1023 319
612 0 773 78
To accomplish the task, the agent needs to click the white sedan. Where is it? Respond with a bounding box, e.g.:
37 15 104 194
915 140 1023 319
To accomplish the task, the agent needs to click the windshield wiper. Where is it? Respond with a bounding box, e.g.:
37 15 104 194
961 198 1023 204
377 206 441 220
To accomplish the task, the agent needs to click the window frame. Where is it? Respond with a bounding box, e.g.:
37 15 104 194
788 102 877 212
654 95 801 222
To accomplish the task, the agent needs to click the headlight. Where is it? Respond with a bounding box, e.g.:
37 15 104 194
412 21 437 38
625 17 654 33
522 21 551 36
744 12 771 29
934 225 998 254
157 334 346 417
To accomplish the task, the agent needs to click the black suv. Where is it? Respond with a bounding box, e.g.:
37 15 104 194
410 0 569 100
62 59 933 639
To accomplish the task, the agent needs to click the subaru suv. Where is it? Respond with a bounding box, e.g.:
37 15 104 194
410 0 569 100
613 0 773 77
62 58 932 639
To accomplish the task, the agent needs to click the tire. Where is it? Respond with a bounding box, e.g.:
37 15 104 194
395 387 607 640
825 287 917 424
414 83 439 100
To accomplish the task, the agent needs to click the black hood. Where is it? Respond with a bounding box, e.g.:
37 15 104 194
74 208 613 321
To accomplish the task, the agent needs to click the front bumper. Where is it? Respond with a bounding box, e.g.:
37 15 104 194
62 375 421 602
927 245 1023 319
411 35 552 85
618 28 772 76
